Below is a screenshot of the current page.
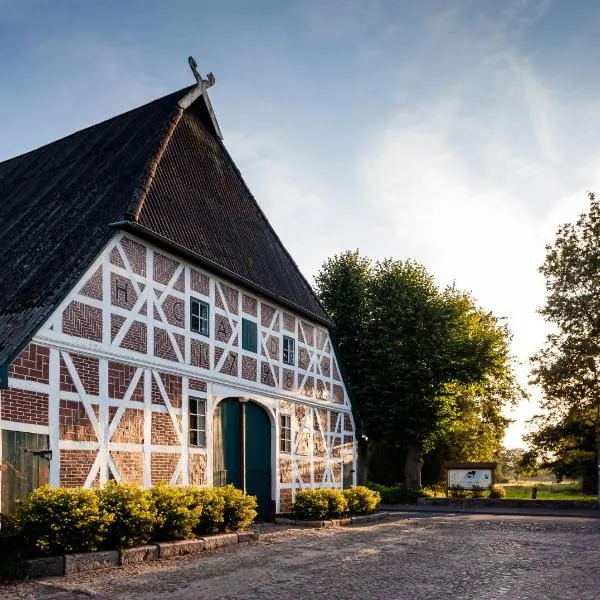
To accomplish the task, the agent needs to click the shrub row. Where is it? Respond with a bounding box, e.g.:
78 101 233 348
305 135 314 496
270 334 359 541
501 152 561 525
448 484 506 499
291 486 380 520
11 482 257 558
366 481 420 503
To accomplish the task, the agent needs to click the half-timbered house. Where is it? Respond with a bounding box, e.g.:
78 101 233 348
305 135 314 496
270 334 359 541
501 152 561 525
0 66 358 518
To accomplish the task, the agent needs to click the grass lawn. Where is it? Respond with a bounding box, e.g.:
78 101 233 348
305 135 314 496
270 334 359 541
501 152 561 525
502 482 597 501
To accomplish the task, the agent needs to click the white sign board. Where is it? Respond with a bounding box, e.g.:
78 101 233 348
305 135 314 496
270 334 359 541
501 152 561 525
448 468 492 489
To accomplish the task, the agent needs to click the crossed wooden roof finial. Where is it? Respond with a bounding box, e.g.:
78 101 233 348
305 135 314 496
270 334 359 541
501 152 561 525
188 56 215 93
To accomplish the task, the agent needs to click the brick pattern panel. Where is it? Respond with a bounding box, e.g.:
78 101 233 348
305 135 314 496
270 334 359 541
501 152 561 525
189 454 207 486
159 373 182 408
189 378 207 392
153 252 179 286
261 303 276 328
214 314 233 343
108 362 144 401
283 312 295 333
80 266 103 300
1 388 49 425
60 400 97 441
121 321 147 354
219 351 238 377
120 237 147 276
219 284 239 315
280 458 292 483
62 353 99 396
8 343 49 383
60 450 97 487
242 356 257 382
161 295 185 328
151 452 179 484
110 273 139 311
110 407 144 444
190 270 209 296
260 362 277 387
112 451 144 485
154 328 177 362
151 413 180 445
280 489 292 514
62 301 102 342
242 294 257 316
190 339 210 369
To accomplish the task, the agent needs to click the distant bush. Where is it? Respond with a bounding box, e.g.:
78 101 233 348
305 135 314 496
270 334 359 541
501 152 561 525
17 486 111 556
343 486 380 514
488 485 506 499
448 485 470 499
96 482 157 549
470 484 486 499
150 482 202 541
366 482 419 503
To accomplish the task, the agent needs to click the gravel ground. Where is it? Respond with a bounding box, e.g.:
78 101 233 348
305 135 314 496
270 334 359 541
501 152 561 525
4 513 600 600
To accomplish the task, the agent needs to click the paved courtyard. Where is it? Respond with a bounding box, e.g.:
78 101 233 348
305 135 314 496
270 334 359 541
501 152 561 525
5 512 600 600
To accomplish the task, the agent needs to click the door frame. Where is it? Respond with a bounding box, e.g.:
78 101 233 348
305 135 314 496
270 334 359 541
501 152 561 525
210 384 278 512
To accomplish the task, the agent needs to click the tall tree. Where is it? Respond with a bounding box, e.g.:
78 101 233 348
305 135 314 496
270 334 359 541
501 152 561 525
530 192 600 493
316 253 521 487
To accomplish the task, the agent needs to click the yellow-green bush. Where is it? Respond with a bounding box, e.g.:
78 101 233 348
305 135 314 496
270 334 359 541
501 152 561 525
291 489 330 520
96 482 157 548
17 486 112 556
186 486 225 535
150 482 201 541
488 485 506 499
215 485 258 532
343 486 380 515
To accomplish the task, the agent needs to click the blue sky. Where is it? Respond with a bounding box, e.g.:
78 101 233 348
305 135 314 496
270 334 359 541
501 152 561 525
2 0 600 447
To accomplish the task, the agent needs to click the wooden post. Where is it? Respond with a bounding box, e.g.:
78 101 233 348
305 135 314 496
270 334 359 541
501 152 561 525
240 399 247 494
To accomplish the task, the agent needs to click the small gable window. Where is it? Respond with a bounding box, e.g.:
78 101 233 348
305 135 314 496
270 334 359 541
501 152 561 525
242 318 258 353
280 414 292 453
283 336 295 366
189 397 206 447
190 298 209 336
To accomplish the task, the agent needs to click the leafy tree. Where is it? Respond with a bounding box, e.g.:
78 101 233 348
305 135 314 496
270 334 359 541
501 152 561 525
530 192 600 493
316 253 522 487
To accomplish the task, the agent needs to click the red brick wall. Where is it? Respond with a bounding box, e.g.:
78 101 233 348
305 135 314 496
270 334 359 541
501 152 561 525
108 362 144 401
1 388 49 425
112 451 144 485
60 450 97 487
189 454 207 485
8 343 49 383
151 452 179 484
80 266 103 300
59 399 97 441
60 353 99 396
151 413 180 445
109 407 144 444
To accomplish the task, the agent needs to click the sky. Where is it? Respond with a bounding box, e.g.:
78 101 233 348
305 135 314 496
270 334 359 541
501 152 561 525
2 0 600 448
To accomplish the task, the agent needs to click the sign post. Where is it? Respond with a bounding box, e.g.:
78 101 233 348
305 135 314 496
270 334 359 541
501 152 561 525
444 462 497 497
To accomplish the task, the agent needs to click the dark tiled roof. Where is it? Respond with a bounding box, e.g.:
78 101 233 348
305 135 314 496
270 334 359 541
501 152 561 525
0 84 330 368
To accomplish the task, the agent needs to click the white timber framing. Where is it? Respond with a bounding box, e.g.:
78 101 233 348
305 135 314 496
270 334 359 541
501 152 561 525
1 231 356 509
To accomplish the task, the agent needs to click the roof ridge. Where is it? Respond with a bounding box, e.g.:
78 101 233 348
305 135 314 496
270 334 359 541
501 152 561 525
0 87 191 167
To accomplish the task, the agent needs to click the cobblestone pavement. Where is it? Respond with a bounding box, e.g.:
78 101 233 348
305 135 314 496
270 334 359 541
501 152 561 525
5 513 600 600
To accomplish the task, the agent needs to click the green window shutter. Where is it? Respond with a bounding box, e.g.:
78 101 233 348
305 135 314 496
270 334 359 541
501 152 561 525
242 318 258 352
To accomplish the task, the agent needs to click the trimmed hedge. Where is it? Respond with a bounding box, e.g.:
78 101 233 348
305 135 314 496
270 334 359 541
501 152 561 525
12 483 257 559
291 486 380 520
366 482 419 504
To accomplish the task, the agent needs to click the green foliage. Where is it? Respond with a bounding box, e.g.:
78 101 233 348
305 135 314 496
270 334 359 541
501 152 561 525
150 482 201 541
318 488 349 518
316 252 523 487
448 485 470 499
366 482 419 504
343 486 380 514
214 485 258 532
530 192 600 490
291 490 330 520
0 514 27 582
186 486 225 535
17 486 111 556
488 485 506 499
96 481 157 549
470 484 486 499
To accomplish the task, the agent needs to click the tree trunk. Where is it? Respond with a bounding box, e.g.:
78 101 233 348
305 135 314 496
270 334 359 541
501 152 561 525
404 442 423 489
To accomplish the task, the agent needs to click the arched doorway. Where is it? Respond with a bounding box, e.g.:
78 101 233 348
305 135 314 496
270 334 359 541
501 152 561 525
213 398 272 520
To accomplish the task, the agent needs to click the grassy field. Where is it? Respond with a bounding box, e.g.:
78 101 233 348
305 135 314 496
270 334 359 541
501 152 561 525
502 482 597 501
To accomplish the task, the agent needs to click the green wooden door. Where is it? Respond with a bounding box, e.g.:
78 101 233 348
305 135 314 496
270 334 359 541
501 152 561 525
213 399 272 520
245 402 272 521
1 430 50 514
213 398 242 488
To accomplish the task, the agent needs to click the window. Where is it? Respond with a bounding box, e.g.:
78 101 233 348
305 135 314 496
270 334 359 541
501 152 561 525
283 335 295 365
190 298 209 336
280 414 292 453
189 397 206 447
242 318 258 352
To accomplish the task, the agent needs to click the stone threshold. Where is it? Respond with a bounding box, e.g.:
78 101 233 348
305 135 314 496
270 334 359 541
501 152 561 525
24 530 259 580
274 512 389 528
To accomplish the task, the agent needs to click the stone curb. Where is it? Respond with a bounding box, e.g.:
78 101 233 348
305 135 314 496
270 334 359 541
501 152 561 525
21 530 259 580
275 512 389 528
64 550 119 574
417 498 599 510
